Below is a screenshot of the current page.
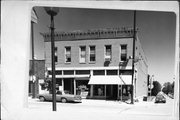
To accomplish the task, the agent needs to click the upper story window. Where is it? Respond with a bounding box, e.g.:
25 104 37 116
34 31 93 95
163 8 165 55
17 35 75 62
54 47 58 63
89 46 96 63
120 45 127 62
65 46 71 63
79 46 86 63
105 45 112 61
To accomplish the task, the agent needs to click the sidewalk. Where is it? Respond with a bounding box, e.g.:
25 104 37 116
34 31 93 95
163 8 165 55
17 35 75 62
2 97 174 120
28 96 139 107
28 96 156 107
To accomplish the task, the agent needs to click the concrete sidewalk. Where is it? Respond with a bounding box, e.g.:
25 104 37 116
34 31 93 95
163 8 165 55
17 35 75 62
2 97 174 120
28 96 174 107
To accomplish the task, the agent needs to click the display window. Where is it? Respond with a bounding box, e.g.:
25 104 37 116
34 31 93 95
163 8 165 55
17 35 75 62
76 80 90 98
93 85 105 96
119 85 131 100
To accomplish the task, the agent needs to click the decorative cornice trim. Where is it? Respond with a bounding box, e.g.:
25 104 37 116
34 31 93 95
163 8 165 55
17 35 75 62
41 27 138 42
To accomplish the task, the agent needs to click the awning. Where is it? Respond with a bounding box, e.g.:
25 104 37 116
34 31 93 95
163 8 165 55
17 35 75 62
88 75 132 85
119 75 132 84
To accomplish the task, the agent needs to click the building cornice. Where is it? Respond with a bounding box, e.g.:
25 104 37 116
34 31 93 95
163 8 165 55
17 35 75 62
41 27 137 42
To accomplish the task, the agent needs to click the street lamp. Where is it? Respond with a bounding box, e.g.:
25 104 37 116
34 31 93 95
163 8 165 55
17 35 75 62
44 7 59 111
31 14 35 98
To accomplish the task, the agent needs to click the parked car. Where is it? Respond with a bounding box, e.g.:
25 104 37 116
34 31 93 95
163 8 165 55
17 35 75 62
154 92 166 103
37 91 82 103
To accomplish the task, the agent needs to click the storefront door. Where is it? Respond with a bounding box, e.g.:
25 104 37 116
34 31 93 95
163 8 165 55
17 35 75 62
64 78 74 94
106 85 112 99
112 85 118 99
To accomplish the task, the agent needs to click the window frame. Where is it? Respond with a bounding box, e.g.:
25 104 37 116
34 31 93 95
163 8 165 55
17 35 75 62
65 46 71 63
79 46 86 63
89 45 96 63
120 44 127 62
104 45 112 61
54 47 58 63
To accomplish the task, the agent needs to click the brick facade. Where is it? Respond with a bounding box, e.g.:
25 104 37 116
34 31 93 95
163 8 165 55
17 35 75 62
42 27 148 100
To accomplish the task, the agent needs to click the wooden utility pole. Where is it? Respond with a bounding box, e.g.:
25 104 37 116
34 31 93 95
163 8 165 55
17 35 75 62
131 10 136 104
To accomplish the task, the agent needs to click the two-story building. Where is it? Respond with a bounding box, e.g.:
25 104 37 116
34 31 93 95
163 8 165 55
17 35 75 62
41 27 148 100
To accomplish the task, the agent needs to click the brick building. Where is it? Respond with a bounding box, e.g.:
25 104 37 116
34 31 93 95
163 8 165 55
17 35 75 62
41 27 148 100
29 60 45 97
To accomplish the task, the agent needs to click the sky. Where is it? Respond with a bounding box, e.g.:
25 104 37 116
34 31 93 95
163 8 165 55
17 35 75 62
32 7 176 85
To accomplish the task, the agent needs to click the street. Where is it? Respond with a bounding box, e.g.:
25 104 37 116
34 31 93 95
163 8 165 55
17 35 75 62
9 96 173 120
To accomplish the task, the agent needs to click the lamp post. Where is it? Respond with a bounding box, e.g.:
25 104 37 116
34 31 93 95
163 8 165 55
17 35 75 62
31 20 36 98
44 7 59 111
131 10 136 104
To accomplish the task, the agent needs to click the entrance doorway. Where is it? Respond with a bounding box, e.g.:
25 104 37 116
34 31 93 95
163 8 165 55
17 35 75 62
112 85 118 100
64 78 74 94
106 85 118 100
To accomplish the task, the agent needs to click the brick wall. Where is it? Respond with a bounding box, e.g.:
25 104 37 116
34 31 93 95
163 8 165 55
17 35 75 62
45 38 133 68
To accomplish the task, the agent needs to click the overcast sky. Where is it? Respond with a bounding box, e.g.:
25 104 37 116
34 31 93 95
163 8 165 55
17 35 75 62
32 7 176 85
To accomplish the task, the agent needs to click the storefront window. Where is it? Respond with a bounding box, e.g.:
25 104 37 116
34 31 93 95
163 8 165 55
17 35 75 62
119 85 131 100
119 70 132 75
93 85 105 96
93 70 105 75
107 70 118 75
76 80 90 98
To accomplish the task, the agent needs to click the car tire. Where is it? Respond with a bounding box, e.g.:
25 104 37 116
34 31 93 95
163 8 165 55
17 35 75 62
39 96 45 102
61 98 67 103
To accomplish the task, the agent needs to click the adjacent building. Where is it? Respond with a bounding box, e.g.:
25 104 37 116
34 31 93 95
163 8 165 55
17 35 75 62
29 60 45 97
41 27 148 100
